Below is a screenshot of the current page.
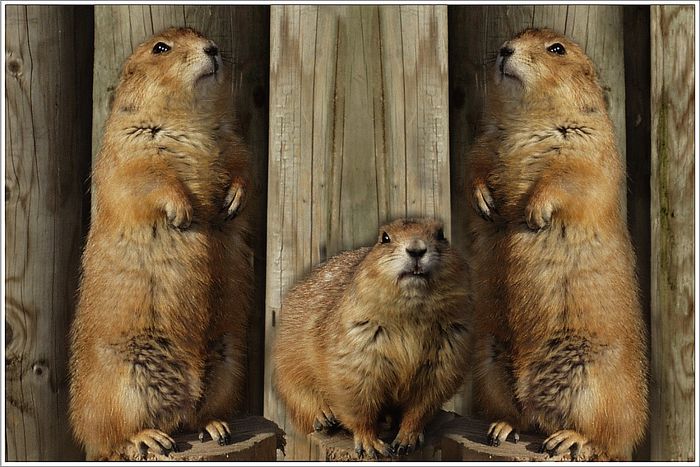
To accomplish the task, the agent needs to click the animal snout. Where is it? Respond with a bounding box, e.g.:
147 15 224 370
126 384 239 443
204 44 219 57
406 239 427 258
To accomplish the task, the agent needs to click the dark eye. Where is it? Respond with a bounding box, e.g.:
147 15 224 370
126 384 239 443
547 43 566 55
381 232 391 244
436 229 445 241
152 42 171 54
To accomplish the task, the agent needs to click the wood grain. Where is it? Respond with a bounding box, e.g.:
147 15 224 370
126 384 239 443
91 5 270 415
265 5 451 459
650 5 695 462
5 5 93 461
448 3 628 417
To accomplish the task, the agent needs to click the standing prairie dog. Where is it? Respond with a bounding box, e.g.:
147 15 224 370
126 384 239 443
69 27 252 460
274 218 470 459
466 28 648 460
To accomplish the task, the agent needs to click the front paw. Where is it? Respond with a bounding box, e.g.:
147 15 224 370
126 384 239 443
472 179 497 221
391 430 424 455
223 177 246 221
164 194 192 230
525 194 554 231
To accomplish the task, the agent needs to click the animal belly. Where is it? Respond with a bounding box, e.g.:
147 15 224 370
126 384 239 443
107 331 204 427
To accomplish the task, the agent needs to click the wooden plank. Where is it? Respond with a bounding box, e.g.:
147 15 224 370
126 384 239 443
448 3 628 419
650 5 695 462
266 5 451 460
91 5 270 416
135 416 284 461
4 5 93 461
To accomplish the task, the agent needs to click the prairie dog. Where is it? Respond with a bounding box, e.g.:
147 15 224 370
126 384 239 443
274 218 470 459
466 28 648 460
69 27 252 460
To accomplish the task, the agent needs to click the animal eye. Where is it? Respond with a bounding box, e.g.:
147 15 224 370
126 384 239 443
381 232 391 244
436 229 445 241
547 43 566 55
152 42 171 54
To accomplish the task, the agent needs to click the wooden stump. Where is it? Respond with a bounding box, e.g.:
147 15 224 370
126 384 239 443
135 416 284 462
307 410 457 461
305 411 609 461
438 415 611 461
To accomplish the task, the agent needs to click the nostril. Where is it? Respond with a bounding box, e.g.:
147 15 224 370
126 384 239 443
204 45 219 57
406 247 427 259
499 46 514 58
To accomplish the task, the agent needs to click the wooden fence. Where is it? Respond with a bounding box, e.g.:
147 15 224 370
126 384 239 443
4 4 695 462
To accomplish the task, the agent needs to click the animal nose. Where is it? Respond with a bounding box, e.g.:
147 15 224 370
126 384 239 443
499 46 514 58
406 239 427 259
204 44 219 57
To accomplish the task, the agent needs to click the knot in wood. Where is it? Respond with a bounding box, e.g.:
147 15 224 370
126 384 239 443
6 56 23 77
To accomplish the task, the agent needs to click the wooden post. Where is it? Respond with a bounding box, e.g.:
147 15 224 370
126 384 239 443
265 5 451 459
448 3 628 418
5 5 93 461
650 5 695 462
91 5 270 416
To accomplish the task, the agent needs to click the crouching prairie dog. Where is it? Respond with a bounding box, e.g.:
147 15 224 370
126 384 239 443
273 218 470 459
466 28 648 460
69 27 252 460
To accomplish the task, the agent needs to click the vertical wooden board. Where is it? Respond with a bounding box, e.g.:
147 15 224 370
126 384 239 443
265 5 451 459
91 5 270 415
5 5 93 460
448 4 628 417
650 5 695 462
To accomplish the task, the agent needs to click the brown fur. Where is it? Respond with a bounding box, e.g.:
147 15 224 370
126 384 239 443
273 218 470 458
68 27 252 460
466 28 648 460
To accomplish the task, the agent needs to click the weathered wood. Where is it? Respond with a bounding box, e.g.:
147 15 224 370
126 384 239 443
91 5 270 416
137 416 284 461
448 3 628 418
265 5 451 460
5 5 93 461
623 5 652 460
650 5 695 462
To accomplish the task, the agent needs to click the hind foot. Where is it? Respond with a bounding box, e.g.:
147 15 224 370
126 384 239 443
313 403 340 432
391 430 424 455
541 429 592 460
353 433 394 459
486 420 519 446
198 419 232 446
128 428 177 459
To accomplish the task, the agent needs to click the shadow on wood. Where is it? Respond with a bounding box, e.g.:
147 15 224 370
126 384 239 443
134 416 284 461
